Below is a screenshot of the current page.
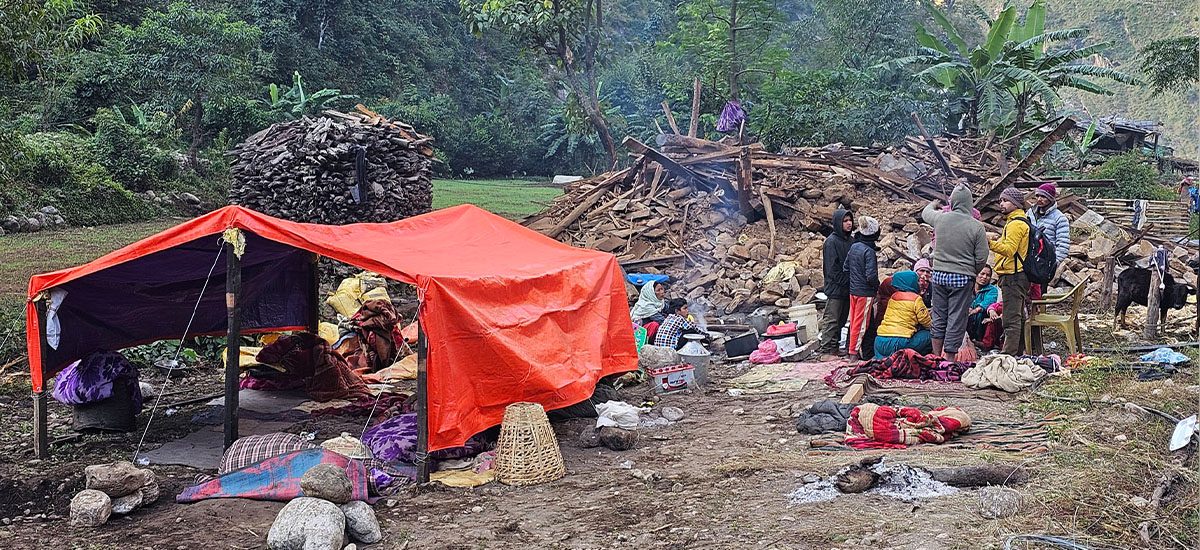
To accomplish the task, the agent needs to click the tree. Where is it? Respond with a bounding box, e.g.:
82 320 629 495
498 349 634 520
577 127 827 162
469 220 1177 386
0 0 100 81
258 71 357 120
1141 36 1199 95
889 0 1136 136
460 0 619 166
669 0 787 101
111 3 262 162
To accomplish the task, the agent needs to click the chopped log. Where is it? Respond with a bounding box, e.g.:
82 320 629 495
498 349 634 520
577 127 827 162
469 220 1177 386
928 464 1030 487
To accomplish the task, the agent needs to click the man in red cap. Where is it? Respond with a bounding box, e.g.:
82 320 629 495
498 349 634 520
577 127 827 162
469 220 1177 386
1028 182 1070 300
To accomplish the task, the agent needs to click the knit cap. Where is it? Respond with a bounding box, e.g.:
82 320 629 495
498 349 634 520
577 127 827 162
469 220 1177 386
857 216 880 237
999 187 1027 206
1034 183 1057 200
913 258 931 273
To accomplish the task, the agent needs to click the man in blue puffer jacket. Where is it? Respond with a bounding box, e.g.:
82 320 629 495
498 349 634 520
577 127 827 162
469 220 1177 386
1028 182 1070 300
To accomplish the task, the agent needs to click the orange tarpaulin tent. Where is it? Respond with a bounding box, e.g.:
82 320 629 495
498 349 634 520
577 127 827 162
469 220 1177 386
27 205 637 454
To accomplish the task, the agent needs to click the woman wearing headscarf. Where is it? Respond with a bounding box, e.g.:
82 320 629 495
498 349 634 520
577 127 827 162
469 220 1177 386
872 271 933 359
967 266 999 341
630 282 667 324
913 258 934 307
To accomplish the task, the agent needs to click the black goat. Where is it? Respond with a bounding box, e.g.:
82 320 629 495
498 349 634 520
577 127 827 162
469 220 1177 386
1115 267 1194 327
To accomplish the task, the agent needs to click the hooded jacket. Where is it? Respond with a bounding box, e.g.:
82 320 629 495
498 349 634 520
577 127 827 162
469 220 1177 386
844 233 880 297
921 185 990 277
822 210 853 299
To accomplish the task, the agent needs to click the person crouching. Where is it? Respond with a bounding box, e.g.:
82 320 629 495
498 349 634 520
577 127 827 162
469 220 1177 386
873 271 933 359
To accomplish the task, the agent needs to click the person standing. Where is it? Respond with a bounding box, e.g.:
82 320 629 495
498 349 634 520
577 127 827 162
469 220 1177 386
1028 182 1070 297
989 187 1032 356
844 216 881 360
818 209 854 356
921 185 990 359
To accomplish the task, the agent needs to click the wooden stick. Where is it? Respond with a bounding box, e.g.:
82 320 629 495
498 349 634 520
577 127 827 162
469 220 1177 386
759 188 776 257
307 253 320 334
164 391 226 409
661 101 681 135
543 169 629 238
224 240 242 449
688 78 701 138
737 146 753 216
415 315 430 484
33 300 48 459
1144 254 1163 339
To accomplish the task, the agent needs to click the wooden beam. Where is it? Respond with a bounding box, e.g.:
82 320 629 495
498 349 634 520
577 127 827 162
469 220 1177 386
224 241 242 449
759 187 776 257
1145 257 1162 339
622 137 714 191
307 253 321 334
688 78 701 138
1015 179 1115 188
737 147 753 216
661 102 681 135
543 168 632 239
415 317 430 484
977 118 1077 207
619 254 685 269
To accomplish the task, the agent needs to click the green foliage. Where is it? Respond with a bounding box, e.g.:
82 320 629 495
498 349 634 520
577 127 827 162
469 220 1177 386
793 0 924 69
91 107 177 191
122 340 199 369
0 0 101 81
889 0 1138 133
668 0 789 100
1089 152 1175 200
259 72 358 120
1140 36 1199 95
751 69 928 149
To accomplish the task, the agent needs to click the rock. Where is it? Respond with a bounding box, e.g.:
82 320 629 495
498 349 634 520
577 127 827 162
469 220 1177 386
39 206 59 216
25 218 40 231
729 244 752 260
977 487 1022 519
638 345 680 371
70 490 111 527
774 297 791 308
180 192 201 205
749 243 770 261
139 477 160 504
660 406 685 422
578 428 600 448
344 545 356 550
598 427 639 451
340 501 382 544
111 492 143 515
268 497 347 550
85 461 152 498
2 216 19 232
51 215 65 226
301 464 353 504
834 466 878 494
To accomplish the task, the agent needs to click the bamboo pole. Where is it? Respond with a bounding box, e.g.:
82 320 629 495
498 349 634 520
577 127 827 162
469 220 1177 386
32 300 48 459
688 78 701 138
415 315 429 484
223 241 242 449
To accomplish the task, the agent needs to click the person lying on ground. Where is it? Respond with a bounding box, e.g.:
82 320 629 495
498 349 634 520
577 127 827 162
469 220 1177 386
872 271 934 359
967 266 999 341
653 298 705 350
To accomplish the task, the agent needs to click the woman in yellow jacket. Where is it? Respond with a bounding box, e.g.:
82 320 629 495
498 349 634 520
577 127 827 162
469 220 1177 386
872 271 933 359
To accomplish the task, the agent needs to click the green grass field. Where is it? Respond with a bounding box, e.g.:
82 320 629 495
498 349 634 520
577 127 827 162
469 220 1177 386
432 178 561 219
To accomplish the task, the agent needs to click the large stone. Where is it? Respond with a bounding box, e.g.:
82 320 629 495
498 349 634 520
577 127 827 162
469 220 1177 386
85 461 152 498
598 427 639 451
39 205 59 216
70 489 112 527
977 487 1023 519
340 501 382 544
139 476 160 504
638 345 680 371
25 218 41 231
301 464 353 504
2 216 19 232
180 192 201 205
111 491 143 515
267 497 347 550
660 406 685 422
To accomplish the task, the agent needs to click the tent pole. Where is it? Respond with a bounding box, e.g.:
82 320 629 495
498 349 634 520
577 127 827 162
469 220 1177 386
32 300 48 459
223 242 242 449
415 318 429 484
308 253 320 334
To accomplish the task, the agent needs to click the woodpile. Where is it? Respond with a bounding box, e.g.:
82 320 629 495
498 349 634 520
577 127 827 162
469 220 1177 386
525 125 1188 319
228 105 434 225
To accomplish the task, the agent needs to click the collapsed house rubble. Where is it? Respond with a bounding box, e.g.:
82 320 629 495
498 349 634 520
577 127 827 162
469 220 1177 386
228 105 435 225
524 127 1196 318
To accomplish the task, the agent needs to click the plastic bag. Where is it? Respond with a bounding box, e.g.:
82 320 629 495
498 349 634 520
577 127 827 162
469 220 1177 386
595 400 640 429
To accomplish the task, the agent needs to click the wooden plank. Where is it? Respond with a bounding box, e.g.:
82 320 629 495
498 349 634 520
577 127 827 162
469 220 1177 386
224 240 242 449
619 254 685 268
977 118 1077 207
688 78 702 138
841 383 865 404
661 101 682 135
760 187 777 257
544 168 633 238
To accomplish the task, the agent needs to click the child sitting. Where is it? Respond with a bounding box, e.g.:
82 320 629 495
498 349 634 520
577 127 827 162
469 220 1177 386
653 298 700 350
872 271 934 359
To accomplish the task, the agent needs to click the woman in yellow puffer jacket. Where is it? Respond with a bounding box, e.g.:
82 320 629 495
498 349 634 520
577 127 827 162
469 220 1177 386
873 271 933 359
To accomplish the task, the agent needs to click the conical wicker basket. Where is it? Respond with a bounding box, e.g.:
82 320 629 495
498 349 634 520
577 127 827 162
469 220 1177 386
494 402 565 486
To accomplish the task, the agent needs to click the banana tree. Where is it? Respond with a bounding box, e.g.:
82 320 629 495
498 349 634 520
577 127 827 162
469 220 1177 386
260 71 358 119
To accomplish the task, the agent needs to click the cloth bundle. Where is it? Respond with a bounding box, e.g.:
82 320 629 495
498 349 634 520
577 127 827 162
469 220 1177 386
177 448 372 503
749 339 781 364
362 413 491 464
795 399 855 434
849 348 969 382
844 403 971 449
961 354 1048 392
51 351 143 412
254 332 370 402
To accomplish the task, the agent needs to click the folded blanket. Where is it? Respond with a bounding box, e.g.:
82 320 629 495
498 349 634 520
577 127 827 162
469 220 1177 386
177 448 371 503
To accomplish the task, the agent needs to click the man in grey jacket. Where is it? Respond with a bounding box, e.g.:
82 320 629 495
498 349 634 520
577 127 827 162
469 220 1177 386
921 185 990 359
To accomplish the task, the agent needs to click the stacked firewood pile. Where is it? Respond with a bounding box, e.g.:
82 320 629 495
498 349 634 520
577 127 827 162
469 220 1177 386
525 130 1185 317
228 105 434 225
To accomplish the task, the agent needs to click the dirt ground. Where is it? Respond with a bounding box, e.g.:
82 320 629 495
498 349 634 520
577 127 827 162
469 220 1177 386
0 312 1195 550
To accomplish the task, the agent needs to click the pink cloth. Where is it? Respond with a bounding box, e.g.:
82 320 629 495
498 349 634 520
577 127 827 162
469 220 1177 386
749 340 781 364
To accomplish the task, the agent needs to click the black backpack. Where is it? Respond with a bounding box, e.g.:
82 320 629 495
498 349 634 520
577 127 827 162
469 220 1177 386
1015 217 1058 285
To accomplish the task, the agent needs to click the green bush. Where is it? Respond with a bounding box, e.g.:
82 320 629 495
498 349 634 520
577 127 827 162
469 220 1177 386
1089 152 1177 201
47 164 160 225
92 108 177 191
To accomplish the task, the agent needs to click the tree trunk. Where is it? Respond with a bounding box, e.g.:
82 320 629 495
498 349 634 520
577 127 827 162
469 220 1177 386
727 0 740 101
563 70 617 168
188 92 205 170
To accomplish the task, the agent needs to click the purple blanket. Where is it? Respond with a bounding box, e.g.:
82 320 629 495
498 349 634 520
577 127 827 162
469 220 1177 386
362 413 490 463
176 448 371 503
51 351 143 412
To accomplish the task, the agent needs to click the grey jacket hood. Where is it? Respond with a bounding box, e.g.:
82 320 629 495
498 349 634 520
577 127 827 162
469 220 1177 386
831 209 851 239
950 185 973 215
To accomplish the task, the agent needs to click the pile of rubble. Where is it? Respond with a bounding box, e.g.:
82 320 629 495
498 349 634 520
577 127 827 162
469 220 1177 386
524 128 1188 318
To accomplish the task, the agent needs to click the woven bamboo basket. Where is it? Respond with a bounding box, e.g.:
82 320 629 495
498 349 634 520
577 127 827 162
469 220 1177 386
494 402 565 486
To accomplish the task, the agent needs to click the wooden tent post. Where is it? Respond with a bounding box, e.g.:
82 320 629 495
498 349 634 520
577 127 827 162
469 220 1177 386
308 253 321 334
32 300 48 458
223 242 242 449
415 317 429 484
1145 255 1163 339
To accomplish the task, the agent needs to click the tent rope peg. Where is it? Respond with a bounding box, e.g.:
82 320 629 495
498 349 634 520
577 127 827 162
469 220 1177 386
222 228 246 258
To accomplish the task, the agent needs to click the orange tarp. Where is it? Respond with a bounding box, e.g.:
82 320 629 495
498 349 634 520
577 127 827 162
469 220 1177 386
27 205 637 451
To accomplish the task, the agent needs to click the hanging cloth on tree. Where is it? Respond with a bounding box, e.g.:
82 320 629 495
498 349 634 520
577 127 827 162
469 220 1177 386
716 100 746 133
